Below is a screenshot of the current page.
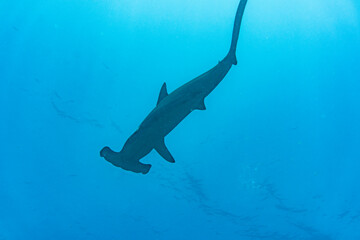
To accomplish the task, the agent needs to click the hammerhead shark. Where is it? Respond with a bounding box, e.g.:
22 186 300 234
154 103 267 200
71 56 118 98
100 0 249 174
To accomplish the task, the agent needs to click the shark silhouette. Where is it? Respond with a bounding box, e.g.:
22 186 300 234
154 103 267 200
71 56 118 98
100 0 249 174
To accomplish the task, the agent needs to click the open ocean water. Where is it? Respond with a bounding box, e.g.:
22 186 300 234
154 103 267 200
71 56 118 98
1 0 360 239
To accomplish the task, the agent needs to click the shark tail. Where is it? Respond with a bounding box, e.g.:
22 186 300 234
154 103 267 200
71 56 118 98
226 0 248 65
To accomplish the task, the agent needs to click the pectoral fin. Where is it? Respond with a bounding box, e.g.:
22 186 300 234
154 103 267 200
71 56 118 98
154 139 175 163
196 99 206 110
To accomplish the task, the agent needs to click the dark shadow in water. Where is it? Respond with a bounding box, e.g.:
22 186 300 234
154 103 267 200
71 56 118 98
51 91 103 128
289 222 333 240
111 120 123 134
235 229 294 240
51 100 81 123
338 210 350 219
102 62 110 70
157 170 257 236
259 180 308 214
336 206 360 224
350 212 360 223
274 204 307 214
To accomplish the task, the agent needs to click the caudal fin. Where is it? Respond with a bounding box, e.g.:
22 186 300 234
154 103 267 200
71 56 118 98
226 0 248 65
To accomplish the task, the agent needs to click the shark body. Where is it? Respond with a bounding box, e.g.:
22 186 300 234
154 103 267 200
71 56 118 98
100 0 249 174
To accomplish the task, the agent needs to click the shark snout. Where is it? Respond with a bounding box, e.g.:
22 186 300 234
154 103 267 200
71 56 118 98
100 146 110 157
100 146 151 174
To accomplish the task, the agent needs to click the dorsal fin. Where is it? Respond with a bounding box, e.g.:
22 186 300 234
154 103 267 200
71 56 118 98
157 82 168 106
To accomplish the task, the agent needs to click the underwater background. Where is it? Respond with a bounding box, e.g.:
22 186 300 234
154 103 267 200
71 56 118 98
1 0 360 239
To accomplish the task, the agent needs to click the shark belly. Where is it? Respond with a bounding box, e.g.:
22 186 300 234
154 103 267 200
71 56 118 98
140 95 196 138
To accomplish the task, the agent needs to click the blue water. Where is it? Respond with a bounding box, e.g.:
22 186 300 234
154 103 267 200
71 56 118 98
1 0 360 239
